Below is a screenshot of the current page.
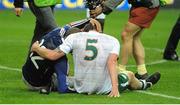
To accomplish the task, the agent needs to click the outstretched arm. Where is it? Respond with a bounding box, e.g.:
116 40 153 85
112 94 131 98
31 41 65 61
107 53 120 97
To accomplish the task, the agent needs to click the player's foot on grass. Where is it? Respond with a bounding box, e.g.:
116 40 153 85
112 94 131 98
135 73 148 79
163 52 180 61
143 72 161 90
39 83 52 95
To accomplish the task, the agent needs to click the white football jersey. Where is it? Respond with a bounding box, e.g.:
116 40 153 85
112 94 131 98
59 31 120 94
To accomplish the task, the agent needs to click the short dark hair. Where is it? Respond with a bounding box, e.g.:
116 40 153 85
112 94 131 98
83 19 102 32
64 27 81 38
83 23 94 32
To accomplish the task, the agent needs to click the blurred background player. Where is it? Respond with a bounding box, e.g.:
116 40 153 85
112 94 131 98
163 15 180 61
13 0 59 70
13 0 58 45
84 0 106 31
31 19 161 97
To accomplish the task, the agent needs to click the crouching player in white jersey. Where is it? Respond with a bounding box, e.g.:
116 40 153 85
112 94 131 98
31 19 161 97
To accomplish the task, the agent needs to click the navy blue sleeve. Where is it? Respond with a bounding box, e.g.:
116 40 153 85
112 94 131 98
40 28 63 50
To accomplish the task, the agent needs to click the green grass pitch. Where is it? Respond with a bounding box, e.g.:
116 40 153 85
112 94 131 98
0 9 180 104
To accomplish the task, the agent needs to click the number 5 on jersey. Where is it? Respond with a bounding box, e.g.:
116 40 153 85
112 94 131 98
84 39 98 61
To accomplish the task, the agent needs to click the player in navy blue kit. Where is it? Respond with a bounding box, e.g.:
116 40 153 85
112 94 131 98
22 19 90 94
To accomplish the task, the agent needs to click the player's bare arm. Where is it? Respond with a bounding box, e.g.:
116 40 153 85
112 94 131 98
31 41 65 60
14 8 23 17
13 0 24 17
90 0 124 18
107 53 120 97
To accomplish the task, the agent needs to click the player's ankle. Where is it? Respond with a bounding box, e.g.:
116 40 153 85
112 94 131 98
137 64 147 75
117 64 126 73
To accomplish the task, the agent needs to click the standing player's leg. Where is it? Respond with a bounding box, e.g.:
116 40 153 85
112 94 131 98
119 7 159 79
132 29 148 79
118 22 141 71
163 16 180 61
28 1 58 47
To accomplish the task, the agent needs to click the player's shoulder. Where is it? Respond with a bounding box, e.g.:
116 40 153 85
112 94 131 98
65 32 85 42
102 33 119 41
67 31 84 38
101 33 120 46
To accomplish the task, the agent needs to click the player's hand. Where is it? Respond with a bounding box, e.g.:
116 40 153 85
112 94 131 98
31 41 40 52
90 6 103 18
14 8 23 17
108 86 120 98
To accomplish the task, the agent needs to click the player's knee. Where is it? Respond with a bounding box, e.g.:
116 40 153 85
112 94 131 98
121 31 127 41
121 31 132 41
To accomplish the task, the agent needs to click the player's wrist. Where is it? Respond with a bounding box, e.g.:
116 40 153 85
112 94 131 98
112 83 119 88
31 42 40 52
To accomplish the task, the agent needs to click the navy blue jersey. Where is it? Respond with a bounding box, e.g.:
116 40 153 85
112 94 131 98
22 28 68 87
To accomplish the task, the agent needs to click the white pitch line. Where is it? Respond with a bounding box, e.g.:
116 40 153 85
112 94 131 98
127 47 166 67
0 47 168 70
127 60 167 67
137 91 180 100
0 65 21 72
145 47 164 53
0 60 167 71
0 40 27 43
145 59 167 65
